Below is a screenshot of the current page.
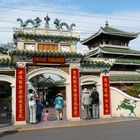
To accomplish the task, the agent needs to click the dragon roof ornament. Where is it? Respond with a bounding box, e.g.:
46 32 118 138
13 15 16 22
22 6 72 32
16 16 76 30
54 18 76 30
17 17 42 28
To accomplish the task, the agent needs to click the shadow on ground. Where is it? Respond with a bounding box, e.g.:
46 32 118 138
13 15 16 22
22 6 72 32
0 130 18 138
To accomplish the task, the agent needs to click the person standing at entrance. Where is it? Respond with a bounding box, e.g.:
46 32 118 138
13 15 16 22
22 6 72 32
90 87 99 119
54 93 64 120
82 88 90 120
28 89 37 124
36 97 43 122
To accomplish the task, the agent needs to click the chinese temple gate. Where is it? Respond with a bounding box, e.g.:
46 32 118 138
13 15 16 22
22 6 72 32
0 15 113 125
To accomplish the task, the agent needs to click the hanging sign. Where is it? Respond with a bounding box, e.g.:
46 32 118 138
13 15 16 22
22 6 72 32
16 67 26 121
102 76 111 115
71 68 80 118
38 44 58 51
33 56 65 64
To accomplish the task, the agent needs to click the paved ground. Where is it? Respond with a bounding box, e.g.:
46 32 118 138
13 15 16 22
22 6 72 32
0 107 140 134
0 117 139 135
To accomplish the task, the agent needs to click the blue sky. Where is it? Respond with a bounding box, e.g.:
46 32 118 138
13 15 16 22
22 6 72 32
0 0 140 52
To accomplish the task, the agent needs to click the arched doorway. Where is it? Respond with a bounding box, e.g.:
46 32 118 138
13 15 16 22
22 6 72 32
80 75 100 91
27 67 71 120
80 75 101 119
0 75 15 124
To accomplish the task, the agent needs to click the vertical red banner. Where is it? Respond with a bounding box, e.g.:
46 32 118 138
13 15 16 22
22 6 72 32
16 67 26 121
102 76 111 115
71 68 80 118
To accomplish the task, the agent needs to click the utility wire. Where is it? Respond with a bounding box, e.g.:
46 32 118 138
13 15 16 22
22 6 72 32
0 0 140 19
0 5 140 22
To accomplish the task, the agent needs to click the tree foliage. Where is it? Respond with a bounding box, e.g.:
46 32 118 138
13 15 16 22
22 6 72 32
0 42 15 54
126 84 140 97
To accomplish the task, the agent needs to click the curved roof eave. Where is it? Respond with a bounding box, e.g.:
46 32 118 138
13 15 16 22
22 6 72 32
81 28 103 45
102 51 140 56
81 27 138 45
100 47 140 56
85 47 101 58
115 62 140 65
110 81 140 83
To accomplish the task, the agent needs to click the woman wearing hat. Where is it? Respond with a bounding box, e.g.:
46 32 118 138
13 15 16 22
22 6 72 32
54 93 64 120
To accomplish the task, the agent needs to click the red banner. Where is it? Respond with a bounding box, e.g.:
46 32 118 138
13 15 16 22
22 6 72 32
71 68 80 118
32 56 65 64
16 67 26 121
102 76 111 115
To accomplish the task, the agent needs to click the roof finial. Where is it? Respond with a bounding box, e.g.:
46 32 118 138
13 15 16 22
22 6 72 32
44 14 50 29
105 20 109 27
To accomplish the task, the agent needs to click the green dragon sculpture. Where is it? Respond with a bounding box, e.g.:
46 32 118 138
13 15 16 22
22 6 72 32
54 18 75 30
17 17 42 28
116 99 137 117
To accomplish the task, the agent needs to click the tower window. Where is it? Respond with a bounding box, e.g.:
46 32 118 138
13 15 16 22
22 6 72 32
105 40 109 44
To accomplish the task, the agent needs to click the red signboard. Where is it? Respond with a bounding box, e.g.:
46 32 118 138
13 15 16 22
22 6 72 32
38 44 58 51
32 56 65 64
16 67 26 121
102 76 111 115
71 68 80 118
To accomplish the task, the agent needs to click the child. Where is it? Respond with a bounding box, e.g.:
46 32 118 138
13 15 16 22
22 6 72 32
42 110 49 121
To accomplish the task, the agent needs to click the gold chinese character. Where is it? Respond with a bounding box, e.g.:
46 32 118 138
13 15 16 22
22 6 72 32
104 87 108 92
19 70 23 75
105 109 109 113
18 80 23 84
105 99 109 103
104 93 108 97
73 111 78 115
18 75 23 80
18 114 23 119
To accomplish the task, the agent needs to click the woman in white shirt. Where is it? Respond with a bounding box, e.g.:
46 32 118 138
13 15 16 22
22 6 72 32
28 89 37 124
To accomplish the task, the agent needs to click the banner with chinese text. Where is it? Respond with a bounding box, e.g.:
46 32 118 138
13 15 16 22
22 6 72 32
33 56 65 64
16 67 26 121
102 76 111 115
71 68 80 117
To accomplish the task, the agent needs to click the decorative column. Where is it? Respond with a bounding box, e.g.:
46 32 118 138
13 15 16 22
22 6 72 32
100 70 111 118
11 84 16 124
70 64 81 120
65 81 71 120
14 63 27 125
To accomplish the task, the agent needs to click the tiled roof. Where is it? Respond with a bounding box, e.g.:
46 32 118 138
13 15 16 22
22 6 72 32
102 26 137 37
87 47 140 57
116 58 140 65
110 74 140 82
81 25 138 45
102 47 140 55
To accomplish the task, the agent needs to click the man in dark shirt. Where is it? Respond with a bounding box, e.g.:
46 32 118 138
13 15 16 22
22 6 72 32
90 87 99 119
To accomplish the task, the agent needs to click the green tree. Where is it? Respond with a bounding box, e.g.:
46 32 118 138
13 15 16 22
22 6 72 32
126 84 140 97
0 42 15 54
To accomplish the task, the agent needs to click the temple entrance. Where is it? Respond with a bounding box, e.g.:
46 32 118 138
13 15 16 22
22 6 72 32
0 75 15 124
27 67 70 121
80 75 101 119
29 73 66 121
0 81 12 124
